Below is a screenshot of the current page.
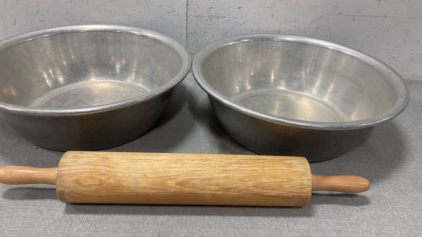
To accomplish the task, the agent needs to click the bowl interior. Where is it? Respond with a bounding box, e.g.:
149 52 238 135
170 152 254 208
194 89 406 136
0 31 183 109
201 40 400 123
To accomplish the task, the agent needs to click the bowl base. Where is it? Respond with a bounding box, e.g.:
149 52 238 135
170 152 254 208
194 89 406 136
29 80 156 109
230 89 347 123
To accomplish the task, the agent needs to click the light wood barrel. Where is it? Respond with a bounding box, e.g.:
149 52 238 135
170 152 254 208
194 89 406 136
56 152 312 206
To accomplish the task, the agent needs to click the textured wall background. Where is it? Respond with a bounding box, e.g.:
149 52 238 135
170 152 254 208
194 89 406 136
0 0 421 80
0 0 187 45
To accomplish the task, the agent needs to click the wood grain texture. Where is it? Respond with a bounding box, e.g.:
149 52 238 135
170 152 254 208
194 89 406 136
56 152 312 206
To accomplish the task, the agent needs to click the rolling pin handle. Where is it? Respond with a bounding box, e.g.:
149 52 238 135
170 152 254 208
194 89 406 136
0 166 57 185
312 174 370 193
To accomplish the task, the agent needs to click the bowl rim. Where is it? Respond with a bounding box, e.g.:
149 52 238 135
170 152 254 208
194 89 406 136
192 34 410 130
0 24 191 115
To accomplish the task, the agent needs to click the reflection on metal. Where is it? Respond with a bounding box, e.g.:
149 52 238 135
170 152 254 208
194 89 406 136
193 34 409 161
0 25 191 151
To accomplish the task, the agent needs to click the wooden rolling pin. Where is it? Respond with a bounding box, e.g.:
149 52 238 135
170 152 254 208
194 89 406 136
0 152 369 206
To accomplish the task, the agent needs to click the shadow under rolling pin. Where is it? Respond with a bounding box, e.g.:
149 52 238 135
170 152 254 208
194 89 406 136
0 152 369 206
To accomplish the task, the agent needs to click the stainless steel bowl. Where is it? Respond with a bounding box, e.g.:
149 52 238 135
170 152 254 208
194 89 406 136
193 34 409 162
0 25 191 151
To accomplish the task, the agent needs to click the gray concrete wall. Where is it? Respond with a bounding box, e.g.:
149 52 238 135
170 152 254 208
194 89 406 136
1 0 421 80
0 0 187 45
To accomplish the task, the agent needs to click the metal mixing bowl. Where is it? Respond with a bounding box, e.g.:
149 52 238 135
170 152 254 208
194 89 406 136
193 34 409 162
0 25 191 151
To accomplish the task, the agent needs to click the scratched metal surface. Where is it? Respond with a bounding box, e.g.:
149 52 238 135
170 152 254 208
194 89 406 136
0 74 421 236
